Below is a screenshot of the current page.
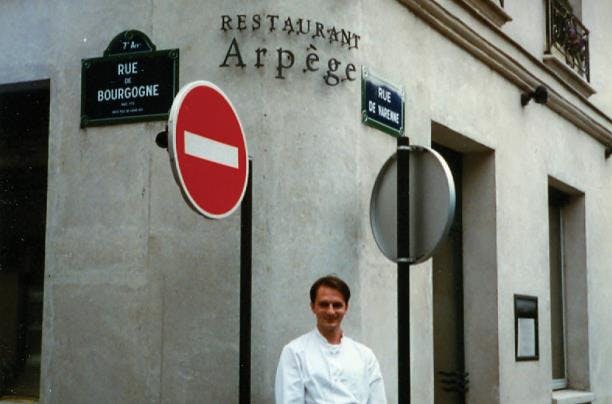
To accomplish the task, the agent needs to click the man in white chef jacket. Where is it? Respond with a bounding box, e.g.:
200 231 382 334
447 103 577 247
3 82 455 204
275 275 387 404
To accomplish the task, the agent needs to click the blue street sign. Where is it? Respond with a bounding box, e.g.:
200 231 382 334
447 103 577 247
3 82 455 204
361 67 405 137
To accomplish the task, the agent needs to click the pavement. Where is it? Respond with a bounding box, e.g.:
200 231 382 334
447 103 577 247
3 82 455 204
0 398 38 404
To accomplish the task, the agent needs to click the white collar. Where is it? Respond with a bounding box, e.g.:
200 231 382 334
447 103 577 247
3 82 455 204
314 328 343 353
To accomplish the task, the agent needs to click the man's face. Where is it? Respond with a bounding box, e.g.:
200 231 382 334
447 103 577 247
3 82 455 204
311 285 348 334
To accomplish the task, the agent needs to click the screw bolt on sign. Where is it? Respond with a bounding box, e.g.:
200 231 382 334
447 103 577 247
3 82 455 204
168 81 249 219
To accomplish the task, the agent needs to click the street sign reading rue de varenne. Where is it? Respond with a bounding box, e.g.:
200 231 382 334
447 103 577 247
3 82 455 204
361 67 405 137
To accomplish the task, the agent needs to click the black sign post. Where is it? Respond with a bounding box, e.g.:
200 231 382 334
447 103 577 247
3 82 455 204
240 158 253 404
397 136 411 404
362 68 408 401
361 67 405 137
81 30 179 128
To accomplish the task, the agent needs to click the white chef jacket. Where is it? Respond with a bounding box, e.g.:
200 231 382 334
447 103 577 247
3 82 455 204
275 329 387 404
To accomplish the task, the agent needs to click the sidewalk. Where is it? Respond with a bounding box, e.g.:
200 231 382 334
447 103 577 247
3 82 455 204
0 397 38 404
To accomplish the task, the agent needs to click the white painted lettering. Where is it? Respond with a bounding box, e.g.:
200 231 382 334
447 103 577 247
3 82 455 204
378 87 391 103
368 100 376 113
377 105 399 124
96 84 161 102
117 61 139 75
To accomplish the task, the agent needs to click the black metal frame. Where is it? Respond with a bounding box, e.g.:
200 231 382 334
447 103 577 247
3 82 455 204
545 0 590 82
514 294 539 361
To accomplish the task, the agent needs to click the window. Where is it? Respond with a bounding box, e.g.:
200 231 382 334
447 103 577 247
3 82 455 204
567 0 582 20
548 188 567 389
547 181 590 393
544 0 594 97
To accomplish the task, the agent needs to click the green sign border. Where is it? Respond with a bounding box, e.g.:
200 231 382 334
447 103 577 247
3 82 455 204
80 49 179 128
361 66 405 137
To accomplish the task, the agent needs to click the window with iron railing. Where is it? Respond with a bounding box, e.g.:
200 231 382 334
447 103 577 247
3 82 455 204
545 0 590 82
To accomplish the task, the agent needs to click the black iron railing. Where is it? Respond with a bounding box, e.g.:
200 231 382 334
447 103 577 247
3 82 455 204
546 0 590 82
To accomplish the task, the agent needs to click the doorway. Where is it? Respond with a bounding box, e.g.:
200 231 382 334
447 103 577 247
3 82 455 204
432 144 467 403
0 80 49 400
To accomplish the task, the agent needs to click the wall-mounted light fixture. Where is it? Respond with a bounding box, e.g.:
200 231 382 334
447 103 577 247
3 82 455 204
156 125 168 149
521 85 548 107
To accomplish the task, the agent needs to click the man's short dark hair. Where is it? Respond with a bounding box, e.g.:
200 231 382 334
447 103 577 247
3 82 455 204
310 275 351 304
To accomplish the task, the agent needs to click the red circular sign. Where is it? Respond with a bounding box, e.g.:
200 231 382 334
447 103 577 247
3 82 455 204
168 81 248 219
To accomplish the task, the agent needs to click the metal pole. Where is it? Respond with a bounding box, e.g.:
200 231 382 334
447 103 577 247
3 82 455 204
397 137 411 404
239 158 253 404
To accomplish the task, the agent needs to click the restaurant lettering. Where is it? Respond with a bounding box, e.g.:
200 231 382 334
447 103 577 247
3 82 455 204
219 14 361 86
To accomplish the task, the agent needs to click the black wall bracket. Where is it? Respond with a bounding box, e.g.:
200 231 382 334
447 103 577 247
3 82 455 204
156 125 168 149
521 85 548 107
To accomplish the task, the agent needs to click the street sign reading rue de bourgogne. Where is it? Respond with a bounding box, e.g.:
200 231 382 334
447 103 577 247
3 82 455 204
81 30 179 128
168 81 249 219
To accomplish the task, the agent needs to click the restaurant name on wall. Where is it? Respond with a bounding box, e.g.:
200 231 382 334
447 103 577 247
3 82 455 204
219 14 361 86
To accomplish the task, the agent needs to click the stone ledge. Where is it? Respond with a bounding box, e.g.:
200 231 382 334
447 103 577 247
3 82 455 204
552 389 595 404
456 0 512 27
543 54 596 98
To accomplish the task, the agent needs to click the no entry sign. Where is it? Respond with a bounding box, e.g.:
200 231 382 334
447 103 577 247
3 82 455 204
168 81 249 219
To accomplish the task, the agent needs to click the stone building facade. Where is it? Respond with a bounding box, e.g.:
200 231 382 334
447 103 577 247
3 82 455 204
0 0 610 403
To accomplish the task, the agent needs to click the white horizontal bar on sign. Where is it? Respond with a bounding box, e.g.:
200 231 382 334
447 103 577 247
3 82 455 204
184 130 239 169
